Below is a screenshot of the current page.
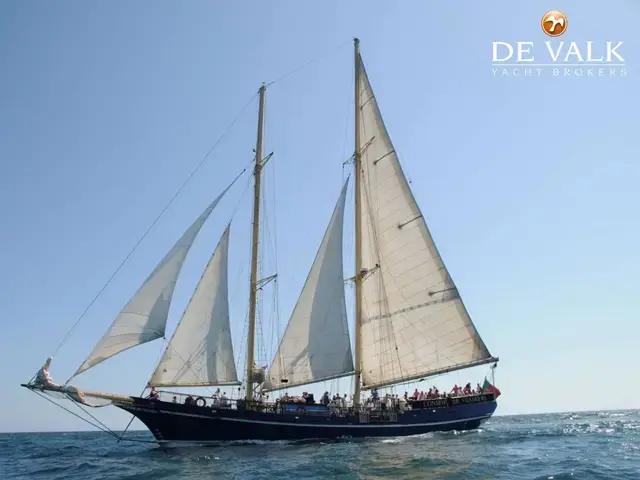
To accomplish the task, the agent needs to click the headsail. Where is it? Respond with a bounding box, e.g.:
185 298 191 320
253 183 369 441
265 178 353 391
74 187 231 377
149 226 239 387
357 57 497 390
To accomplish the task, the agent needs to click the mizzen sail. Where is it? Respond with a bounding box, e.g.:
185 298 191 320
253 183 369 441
265 179 353 391
74 187 231 377
149 226 239 387
357 57 496 390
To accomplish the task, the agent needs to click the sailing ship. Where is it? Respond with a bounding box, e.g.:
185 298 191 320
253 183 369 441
22 39 500 442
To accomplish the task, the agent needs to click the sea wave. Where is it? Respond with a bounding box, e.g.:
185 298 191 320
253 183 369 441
1 410 639 480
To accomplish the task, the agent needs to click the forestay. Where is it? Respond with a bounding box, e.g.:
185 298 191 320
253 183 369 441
74 187 231 377
265 179 353 391
357 57 496 389
149 226 239 387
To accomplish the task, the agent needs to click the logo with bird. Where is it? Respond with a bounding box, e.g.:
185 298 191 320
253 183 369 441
541 10 568 37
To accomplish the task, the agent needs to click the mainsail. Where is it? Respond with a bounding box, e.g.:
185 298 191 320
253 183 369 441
357 57 497 389
74 187 231 377
149 226 239 387
265 179 353 391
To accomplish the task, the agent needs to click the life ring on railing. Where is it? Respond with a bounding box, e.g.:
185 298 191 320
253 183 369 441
195 396 206 407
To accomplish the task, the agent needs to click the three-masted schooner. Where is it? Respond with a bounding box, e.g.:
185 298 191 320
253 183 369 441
23 39 500 442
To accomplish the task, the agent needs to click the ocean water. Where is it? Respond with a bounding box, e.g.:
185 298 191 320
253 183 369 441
1 410 639 479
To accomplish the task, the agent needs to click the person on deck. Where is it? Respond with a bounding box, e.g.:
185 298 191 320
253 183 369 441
476 383 482 394
451 384 460 396
147 387 159 400
463 383 472 395
412 389 420 400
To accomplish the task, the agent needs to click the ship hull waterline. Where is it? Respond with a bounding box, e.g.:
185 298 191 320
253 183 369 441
116 395 497 442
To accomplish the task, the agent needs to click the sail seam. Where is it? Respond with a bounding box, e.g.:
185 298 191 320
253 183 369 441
373 150 395 165
377 327 480 362
361 357 500 390
398 215 423 229
361 95 375 108
365 325 488 379
359 136 376 156
367 294 460 322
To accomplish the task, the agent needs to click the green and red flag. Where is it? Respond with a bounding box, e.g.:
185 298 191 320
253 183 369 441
481 378 501 398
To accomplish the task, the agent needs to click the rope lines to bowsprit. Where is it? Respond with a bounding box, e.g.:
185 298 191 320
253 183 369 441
48 92 260 361
118 384 149 443
32 389 117 438
30 389 157 444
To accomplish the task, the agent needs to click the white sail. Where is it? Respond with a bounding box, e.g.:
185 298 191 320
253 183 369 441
265 179 353 391
149 226 239 387
357 57 496 389
74 188 231 377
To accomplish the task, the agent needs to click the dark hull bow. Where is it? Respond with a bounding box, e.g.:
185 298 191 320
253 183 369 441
116 394 497 442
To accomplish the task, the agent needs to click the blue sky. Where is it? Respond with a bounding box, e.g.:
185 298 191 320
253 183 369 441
1 1 639 433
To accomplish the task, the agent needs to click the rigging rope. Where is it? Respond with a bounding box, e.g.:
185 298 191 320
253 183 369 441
265 39 352 87
30 389 158 444
48 92 259 361
32 389 118 439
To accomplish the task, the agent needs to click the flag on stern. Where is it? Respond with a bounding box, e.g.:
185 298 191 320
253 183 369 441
482 378 501 398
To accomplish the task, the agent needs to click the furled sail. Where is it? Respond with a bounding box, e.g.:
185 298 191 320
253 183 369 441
265 179 353 391
357 57 497 389
149 226 239 387
74 187 231 377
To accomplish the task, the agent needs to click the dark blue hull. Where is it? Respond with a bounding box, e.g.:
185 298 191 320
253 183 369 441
116 394 497 442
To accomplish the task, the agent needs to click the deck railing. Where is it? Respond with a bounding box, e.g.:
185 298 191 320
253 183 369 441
145 390 494 415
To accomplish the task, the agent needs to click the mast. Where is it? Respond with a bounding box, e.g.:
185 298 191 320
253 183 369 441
353 38 363 408
245 84 266 402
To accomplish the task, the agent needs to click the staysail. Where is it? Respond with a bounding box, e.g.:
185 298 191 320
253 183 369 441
357 57 497 390
73 187 231 377
149 226 239 387
265 179 353 391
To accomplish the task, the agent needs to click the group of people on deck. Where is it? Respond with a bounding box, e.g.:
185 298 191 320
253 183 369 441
277 391 353 408
409 382 482 401
144 381 485 411
147 387 229 407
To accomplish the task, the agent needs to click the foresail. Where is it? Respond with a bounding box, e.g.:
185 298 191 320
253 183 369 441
265 179 353 391
149 226 238 387
357 56 496 389
74 187 231 377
